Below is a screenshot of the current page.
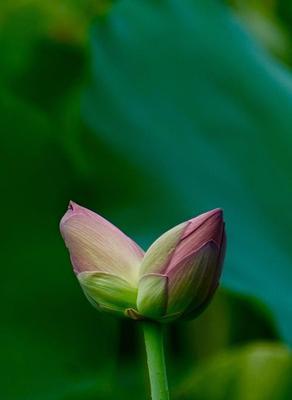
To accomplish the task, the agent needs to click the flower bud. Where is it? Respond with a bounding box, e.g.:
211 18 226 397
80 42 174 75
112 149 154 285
60 201 144 316
60 202 226 321
136 209 226 321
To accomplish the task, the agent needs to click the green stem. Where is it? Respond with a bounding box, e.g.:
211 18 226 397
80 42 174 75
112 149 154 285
142 322 169 400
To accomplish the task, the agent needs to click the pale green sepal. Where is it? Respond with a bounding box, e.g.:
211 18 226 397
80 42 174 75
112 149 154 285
137 273 168 319
83 294 125 317
78 271 137 316
81 290 128 317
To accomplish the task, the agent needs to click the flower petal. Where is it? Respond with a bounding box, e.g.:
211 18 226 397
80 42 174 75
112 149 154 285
139 209 224 277
167 241 220 315
60 201 144 283
139 222 187 276
167 208 224 273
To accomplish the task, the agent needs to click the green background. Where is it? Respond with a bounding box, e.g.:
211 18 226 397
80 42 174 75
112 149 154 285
1 0 292 399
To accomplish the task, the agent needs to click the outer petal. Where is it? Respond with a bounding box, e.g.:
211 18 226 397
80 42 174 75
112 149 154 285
139 208 224 276
166 208 224 272
60 201 144 284
166 241 219 315
182 230 227 320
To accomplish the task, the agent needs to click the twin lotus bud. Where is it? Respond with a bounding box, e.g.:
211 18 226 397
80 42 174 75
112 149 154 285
60 202 226 322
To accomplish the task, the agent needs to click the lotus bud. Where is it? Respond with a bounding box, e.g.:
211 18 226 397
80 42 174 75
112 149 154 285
60 201 144 317
137 209 226 321
60 202 226 322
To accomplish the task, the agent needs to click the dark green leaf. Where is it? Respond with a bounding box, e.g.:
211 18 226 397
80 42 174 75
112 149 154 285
175 343 292 400
85 0 292 343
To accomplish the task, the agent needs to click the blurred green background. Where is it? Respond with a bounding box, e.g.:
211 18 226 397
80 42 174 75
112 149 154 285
1 0 292 399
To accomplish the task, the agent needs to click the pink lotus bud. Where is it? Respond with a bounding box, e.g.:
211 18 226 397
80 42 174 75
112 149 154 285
60 203 226 321
60 201 144 316
136 209 226 321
